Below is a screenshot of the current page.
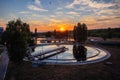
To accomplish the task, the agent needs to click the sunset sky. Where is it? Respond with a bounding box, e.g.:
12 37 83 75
0 0 120 32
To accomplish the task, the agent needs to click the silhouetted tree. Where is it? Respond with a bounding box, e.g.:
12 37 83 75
2 18 32 64
53 29 57 38
88 28 120 38
73 22 87 61
34 28 37 45
101 33 107 41
107 27 112 39
45 31 52 38
73 25 77 41
73 22 87 43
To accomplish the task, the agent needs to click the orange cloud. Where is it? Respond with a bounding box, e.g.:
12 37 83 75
0 19 6 30
28 19 75 32
2 16 120 32
79 16 120 29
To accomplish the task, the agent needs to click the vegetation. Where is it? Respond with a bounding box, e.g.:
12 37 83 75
35 27 120 41
73 22 87 61
88 28 120 38
1 18 33 64
45 31 52 38
43 30 68 39
73 22 87 43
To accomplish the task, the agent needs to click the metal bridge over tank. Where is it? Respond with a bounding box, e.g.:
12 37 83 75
28 46 68 61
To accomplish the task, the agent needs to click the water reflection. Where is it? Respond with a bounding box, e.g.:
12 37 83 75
32 45 102 62
31 44 110 65
73 45 87 61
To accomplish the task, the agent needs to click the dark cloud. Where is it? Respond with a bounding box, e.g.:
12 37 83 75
97 16 120 21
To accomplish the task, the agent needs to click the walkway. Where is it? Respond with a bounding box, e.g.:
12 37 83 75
0 49 9 80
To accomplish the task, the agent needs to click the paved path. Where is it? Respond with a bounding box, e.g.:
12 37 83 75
0 49 9 80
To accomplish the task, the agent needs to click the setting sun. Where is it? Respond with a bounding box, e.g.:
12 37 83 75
60 27 65 32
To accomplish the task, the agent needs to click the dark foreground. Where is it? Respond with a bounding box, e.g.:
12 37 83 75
5 45 120 80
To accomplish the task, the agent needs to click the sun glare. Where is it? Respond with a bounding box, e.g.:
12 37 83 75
60 27 65 32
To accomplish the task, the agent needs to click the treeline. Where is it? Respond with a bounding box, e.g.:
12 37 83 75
43 30 69 39
34 27 120 40
88 28 120 38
